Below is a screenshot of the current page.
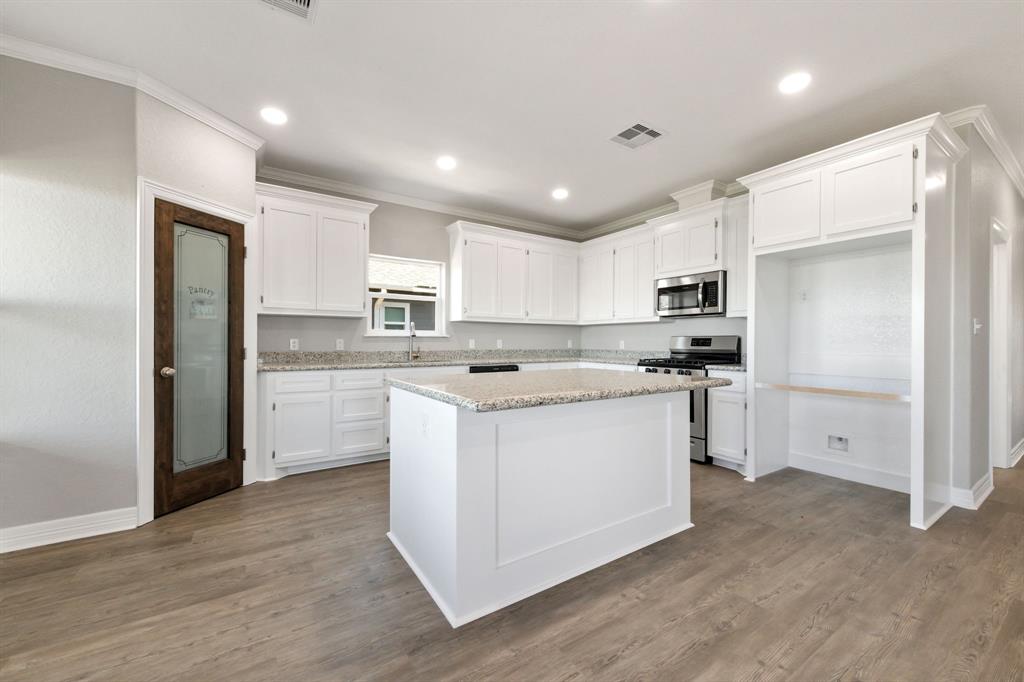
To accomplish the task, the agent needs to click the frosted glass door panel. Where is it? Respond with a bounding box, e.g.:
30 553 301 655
174 223 229 473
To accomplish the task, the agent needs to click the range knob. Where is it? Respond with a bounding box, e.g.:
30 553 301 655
663 368 671 374
677 369 687 375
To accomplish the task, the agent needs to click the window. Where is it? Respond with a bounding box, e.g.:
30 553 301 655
365 254 446 336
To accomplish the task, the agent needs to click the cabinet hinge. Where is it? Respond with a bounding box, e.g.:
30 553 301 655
243 246 248 259
242 347 247 360
272 402 276 411
260 295 264 304
386 436 390 444
261 205 265 214
526 249 530 255
525 311 529 317
912 147 919 159
272 450 276 459
386 395 390 403
241 448 247 461
912 202 918 214
464 239 468 246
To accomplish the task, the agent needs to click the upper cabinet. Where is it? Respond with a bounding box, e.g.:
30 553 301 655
651 201 724 278
722 196 749 318
580 225 657 324
257 183 377 317
743 139 918 252
449 222 578 324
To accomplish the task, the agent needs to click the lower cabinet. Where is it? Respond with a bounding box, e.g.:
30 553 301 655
708 370 747 465
273 392 333 465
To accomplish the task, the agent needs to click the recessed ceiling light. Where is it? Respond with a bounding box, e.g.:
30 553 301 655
260 106 288 125
551 187 569 200
436 155 457 171
778 71 812 94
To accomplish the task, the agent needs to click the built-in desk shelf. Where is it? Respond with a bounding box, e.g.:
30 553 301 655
754 382 911 403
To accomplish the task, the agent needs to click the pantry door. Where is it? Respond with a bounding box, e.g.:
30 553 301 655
153 199 244 517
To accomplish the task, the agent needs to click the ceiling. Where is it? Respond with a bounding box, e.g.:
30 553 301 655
3 0 1022 232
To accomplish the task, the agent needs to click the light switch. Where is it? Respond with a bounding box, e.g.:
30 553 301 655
973 318 983 335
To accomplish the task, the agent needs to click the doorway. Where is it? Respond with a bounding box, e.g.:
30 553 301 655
990 219 1011 469
154 199 245 516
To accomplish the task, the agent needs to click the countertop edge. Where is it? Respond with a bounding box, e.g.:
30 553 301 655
258 357 641 372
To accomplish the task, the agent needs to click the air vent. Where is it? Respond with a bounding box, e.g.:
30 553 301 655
260 0 318 22
610 122 665 150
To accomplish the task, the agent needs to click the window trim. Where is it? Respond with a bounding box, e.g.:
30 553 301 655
365 254 447 338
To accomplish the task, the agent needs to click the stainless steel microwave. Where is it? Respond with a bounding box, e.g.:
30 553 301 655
656 271 726 317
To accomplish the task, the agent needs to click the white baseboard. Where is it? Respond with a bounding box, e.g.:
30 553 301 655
1009 438 1024 468
1 507 138 554
789 451 910 494
951 471 995 510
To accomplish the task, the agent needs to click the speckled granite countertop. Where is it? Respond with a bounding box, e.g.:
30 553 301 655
257 349 660 372
388 368 731 412
705 364 746 372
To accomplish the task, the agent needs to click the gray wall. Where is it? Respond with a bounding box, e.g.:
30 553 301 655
579 316 747 354
1 58 139 527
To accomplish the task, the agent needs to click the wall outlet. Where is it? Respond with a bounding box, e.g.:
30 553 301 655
496 339 503 349
335 338 345 351
619 340 625 350
289 338 300 351
468 338 475 349
827 435 849 452
567 339 573 349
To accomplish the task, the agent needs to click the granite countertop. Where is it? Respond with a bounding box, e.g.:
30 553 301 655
257 350 658 372
705 364 746 372
388 368 731 412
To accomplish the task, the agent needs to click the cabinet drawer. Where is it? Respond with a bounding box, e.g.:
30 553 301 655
333 390 385 423
274 372 332 393
709 371 746 393
332 420 386 457
332 370 385 390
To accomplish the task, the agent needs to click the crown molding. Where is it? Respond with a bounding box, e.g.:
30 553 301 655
0 33 264 150
256 181 378 214
256 166 583 240
945 105 1024 198
669 179 729 209
577 202 678 241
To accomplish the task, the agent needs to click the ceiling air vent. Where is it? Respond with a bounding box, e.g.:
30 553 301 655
610 122 665 150
260 0 318 22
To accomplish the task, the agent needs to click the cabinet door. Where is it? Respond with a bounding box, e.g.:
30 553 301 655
579 248 614 321
463 235 498 317
332 421 386 458
751 171 820 248
821 142 916 236
635 237 655 318
680 212 721 272
552 252 578 321
316 210 366 314
613 242 636 320
654 221 686 276
274 393 332 465
709 389 746 463
332 389 385 423
497 241 527 318
724 198 749 317
261 200 317 310
527 248 554 320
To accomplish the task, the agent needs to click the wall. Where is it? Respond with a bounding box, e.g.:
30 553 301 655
0 58 138 527
255 184 581 352
579 316 746 354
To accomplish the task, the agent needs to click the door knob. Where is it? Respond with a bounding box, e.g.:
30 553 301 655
160 367 177 378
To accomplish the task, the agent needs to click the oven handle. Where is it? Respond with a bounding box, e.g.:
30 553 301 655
697 278 706 312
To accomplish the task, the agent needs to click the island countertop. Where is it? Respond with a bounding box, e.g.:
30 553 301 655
387 367 731 412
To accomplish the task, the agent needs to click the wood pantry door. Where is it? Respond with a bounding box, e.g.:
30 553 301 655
154 199 244 517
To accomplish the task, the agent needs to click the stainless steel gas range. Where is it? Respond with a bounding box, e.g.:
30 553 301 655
638 335 742 463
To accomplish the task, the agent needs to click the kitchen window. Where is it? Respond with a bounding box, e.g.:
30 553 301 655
365 254 446 336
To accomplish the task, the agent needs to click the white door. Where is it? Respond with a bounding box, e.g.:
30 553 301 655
680 211 721 272
709 389 746 462
654 220 686 275
613 242 636 320
635 237 655 318
497 241 528 318
463 235 499 318
751 171 821 248
552 252 578 321
527 248 554 320
274 393 332 465
317 210 366 313
580 248 614 321
261 200 317 310
821 142 916 236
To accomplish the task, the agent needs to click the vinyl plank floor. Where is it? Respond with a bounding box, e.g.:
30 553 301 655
2 459 1021 681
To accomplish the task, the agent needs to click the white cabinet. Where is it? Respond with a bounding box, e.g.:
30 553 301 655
708 370 746 465
723 196 749 318
449 222 578 324
257 183 377 317
580 226 657 324
579 246 614 323
821 142 916 236
749 171 821 248
651 202 724 278
273 392 332 465
613 241 637 319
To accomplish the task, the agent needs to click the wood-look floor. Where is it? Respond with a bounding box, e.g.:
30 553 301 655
2 460 1022 681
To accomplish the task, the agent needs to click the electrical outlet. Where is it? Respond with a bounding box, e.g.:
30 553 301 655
827 435 849 452
619 340 625 350
289 338 299 351
567 339 573 349
468 338 475 349
496 339 503 349
335 338 345 351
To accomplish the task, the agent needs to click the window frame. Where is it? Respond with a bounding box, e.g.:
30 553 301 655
364 254 448 337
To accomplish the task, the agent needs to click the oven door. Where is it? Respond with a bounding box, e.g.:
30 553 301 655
656 271 725 317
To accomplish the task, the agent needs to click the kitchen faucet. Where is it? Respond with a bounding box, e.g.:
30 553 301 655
408 321 419 361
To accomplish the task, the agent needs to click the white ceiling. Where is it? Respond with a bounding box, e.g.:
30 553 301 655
3 0 1022 231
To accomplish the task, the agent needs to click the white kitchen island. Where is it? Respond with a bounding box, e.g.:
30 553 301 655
386 368 730 627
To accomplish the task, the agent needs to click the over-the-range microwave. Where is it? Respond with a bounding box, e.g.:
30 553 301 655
655 270 726 317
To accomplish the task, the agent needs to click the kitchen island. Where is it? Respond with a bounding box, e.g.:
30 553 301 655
387 368 730 627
